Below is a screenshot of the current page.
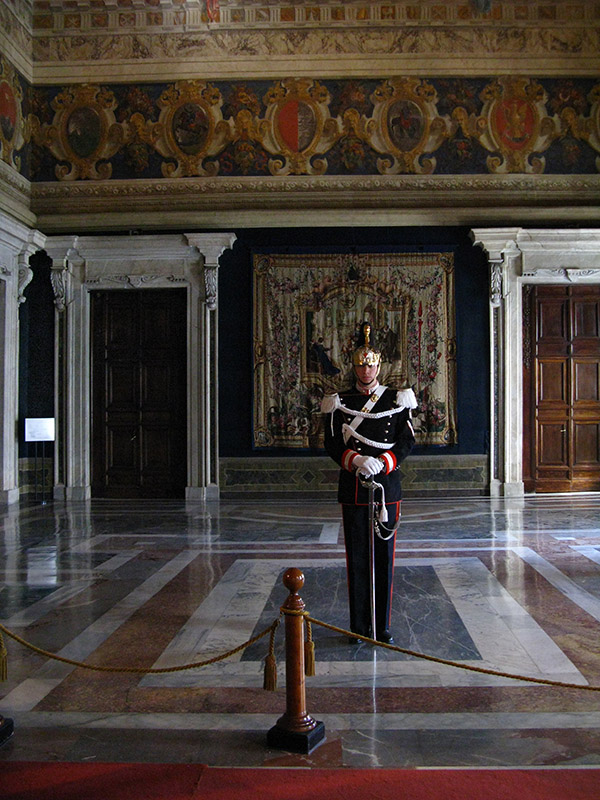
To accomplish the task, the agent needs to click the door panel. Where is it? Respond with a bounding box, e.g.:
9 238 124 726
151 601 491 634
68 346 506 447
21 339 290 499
574 361 599 402
538 359 567 402
538 423 568 466
524 285 600 493
574 423 600 465
92 289 187 498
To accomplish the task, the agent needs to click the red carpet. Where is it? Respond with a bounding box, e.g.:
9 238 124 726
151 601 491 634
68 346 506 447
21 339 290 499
2 762 600 799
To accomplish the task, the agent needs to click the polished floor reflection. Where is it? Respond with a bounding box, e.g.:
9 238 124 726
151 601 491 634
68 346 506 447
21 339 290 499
2 495 600 767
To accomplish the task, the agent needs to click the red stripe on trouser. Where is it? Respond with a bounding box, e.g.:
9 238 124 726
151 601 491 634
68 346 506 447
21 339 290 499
341 501 400 636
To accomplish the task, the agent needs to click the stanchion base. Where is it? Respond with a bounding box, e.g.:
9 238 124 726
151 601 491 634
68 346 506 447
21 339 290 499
267 720 325 754
0 717 14 747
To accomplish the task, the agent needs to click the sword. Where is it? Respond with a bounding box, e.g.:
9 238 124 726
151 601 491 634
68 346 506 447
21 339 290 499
360 474 377 641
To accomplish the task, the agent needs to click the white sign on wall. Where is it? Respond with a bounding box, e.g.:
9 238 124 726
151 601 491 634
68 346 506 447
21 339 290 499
25 418 56 442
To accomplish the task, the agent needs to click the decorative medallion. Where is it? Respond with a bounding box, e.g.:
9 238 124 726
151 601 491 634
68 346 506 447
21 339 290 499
368 78 456 174
154 81 230 177
0 57 25 171
33 84 123 180
475 77 558 173
261 79 340 175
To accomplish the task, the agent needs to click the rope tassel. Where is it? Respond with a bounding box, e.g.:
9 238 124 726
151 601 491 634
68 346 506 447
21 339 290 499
304 620 315 677
263 619 280 691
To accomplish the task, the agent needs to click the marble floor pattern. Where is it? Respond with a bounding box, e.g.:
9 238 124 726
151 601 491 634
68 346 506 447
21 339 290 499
2 495 600 768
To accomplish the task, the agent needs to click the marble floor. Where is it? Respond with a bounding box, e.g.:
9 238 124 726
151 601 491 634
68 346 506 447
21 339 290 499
2 494 600 768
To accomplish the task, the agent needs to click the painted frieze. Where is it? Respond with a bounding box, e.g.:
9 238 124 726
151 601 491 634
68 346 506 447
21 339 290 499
25 76 600 181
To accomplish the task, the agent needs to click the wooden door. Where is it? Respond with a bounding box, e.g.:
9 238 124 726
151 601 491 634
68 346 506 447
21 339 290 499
524 285 600 493
91 289 187 498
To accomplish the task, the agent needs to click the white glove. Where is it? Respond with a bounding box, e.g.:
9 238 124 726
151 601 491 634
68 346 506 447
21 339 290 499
354 455 383 477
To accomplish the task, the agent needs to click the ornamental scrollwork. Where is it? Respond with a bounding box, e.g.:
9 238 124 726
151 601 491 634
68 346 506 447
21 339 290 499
153 80 231 178
31 84 124 180
457 77 559 174
368 78 457 174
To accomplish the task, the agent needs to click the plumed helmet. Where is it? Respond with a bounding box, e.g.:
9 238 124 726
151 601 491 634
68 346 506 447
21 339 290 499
352 322 381 366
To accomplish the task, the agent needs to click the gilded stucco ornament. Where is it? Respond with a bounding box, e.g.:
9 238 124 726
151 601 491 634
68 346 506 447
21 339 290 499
32 84 123 180
261 79 340 176
459 77 559 174
368 78 456 175
153 80 231 178
0 57 25 172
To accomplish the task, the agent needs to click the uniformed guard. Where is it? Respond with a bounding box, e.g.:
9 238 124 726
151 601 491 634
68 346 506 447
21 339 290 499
322 322 416 643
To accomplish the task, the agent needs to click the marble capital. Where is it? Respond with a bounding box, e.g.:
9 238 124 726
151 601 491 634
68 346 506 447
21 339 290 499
185 233 237 266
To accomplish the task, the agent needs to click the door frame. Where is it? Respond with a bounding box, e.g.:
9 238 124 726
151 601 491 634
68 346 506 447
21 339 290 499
471 228 600 497
43 232 236 502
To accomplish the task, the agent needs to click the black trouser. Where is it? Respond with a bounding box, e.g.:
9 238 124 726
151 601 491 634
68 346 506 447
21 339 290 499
342 502 399 637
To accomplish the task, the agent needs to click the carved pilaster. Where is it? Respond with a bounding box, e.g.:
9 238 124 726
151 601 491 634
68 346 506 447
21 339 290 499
470 228 523 497
17 258 33 304
45 238 83 313
489 261 502 307
184 232 236 500
204 265 218 311
185 233 237 310
50 266 68 312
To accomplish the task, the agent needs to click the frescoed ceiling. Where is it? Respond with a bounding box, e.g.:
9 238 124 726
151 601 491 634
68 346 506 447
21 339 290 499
22 1 600 82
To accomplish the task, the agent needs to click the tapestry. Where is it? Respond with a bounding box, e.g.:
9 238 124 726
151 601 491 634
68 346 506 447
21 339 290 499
253 252 456 449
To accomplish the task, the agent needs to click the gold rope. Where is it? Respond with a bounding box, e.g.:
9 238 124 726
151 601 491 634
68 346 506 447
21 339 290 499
3 610 600 693
303 614 600 692
0 621 273 676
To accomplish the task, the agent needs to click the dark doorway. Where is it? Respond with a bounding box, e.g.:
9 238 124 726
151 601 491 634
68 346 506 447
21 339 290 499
91 289 187 498
524 284 600 493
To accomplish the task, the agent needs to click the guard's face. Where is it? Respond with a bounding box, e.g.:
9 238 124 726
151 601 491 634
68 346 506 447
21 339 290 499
354 363 380 387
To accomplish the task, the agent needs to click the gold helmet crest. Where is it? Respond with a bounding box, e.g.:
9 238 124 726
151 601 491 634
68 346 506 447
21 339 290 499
352 323 381 367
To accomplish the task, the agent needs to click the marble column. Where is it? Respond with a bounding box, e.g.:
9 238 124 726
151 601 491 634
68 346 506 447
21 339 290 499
0 213 45 505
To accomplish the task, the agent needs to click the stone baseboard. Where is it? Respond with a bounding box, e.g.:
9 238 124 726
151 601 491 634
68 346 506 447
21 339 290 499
220 454 489 499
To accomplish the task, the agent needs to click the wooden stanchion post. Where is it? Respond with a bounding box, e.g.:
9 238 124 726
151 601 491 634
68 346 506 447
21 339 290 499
267 568 325 753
